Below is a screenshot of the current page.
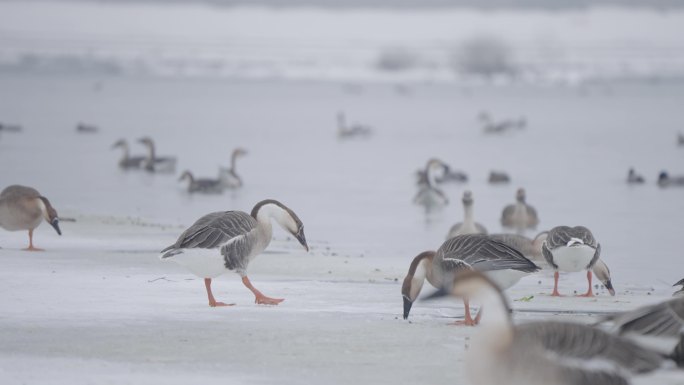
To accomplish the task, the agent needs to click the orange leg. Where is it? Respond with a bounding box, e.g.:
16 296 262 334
204 278 235 307
23 229 44 252
241 276 284 305
551 271 563 297
577 270 594 297
449 298 478 326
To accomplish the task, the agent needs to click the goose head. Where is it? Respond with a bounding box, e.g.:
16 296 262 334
592 259 615 296
401 250 436 320
111 139 128 150
515 188 526 203
462 190 474 207
251 199 308 251
39 197 61 236
137 137 155 149
232 147 248 158
178 171 193 183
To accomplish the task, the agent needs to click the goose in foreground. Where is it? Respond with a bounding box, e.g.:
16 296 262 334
138 137 177 173
179 171 223 194
111 139 146 169
489 231 547 264
603 296 684 338
0 185 61 251
501 188 539 233
413 159 449 210
675 278 684 297
337 112 372 138
488 171 510 184
627 168 645 184
218 148 248 189
402 234 539 324
658 171 684 187
428 271 678 385
446 191 487 239
541 225 613 297
160 199 308 306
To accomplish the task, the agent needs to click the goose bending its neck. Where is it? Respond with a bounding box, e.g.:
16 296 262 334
413 159 449 209
0 185 62 251
447 191 487 239
160 199 308 307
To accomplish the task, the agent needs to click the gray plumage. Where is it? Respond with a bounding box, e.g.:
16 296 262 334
542 226 601 270
500 188 539 231
111 139 146 169
446 191 487 239
489 232 546 262
606 297 684 338
179 171 224 194
138 137 177 173
675 278 684 297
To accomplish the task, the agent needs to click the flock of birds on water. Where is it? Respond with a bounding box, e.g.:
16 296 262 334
1 116 684 385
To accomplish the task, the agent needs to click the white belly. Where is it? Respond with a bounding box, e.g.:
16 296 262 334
550 245 596 272
164 248 227 279
483 269 528 290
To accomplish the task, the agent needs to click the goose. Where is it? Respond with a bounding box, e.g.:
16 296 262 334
218 148 248 189
678 132 684 146
337 112 372 138
111 139 146 169
675 278 684 297
413 159 449 209
138 137 177 173
541 225 615 297
489 231 547 264
76 122 98 133
479 112 526 134
416 162 468 186
627 168 645 184
488 171 510 184
0 185 61 251
179 171 223 194
428 271 679 385
657 171 684 187
446 190 487 239
401 234 539 324
160 199 308 306
501 188 539 233
0 122 22 133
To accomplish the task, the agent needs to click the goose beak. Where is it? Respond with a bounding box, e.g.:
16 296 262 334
604 280 615 296
294 228 308 252
403 296 413 320
50 218 62 236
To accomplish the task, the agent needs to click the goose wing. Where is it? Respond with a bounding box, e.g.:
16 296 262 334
440 235 539 273
546 226 597 249
161 211 257 255
608 297 684 337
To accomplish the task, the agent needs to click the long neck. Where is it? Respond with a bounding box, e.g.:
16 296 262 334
463 203 474 226
402 251 436 301
426 167 438 188
230 152 239 172
146 142 156 160
120 144 130 160
475 285 514 343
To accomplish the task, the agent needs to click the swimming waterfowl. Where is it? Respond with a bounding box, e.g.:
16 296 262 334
675 278 684 297
479 112 526 134
627 168 645 184
218 148 248 189
160 199 308 306
489 231 548 264
416 162 467 186
430 271 677 385
402 234 539 324
413 159 449 209
111 139 146 169
541 226 614 297
138 137 177 173
0 122 22 133
488 171 510 184
658 171 684 187
76 122 98 133
446 191 487 239
179 171 223 194
0 185 61 251
501 188 539 233
337 112 372 138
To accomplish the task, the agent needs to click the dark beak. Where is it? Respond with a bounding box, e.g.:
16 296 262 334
403 296 413 320
423 287 449 301
294 228 308 252
604 280 615 296
50 218 62 236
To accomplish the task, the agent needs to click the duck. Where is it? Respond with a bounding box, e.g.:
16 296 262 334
160 199 308 306
658 171 684 187
401 234 539 324
446 190 487 239
627 168 645 184
111 139 146 169
488 171 510 184
218 148 248 189
541 225 615 297
337 112 372 138
428 271 679 385
179 171 223 194
675 278 684 297
413 159 449 210
501 188 539 233
138 137 177 173
0 185 61 251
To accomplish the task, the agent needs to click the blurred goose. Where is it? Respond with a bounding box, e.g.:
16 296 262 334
658 171 684 187
138 137 177 173
0 122 23 133
627 168 645 184
111 139 146 169
675 278 684 297
429 271 677 385
416 161 467 186
501 188 539 233
541 226 614 297
413 159 449 209
218 148 248 189
0 185 61 251
489 231 548 264
479 112 526 134
179 171 223 194
402 234 539 324
446 191 487 239
488 171 510 184
160 199 308 307
337 112 372 138
76 122 98 133
678 132 684 146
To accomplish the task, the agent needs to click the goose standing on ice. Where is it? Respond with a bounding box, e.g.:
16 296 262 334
0 185 61 250
446 190 487 239
160 199 308 307
401 234 539 324
501 188 539 233
428 271 679 385
658 171 684 187
337 112 372 138
138 137 177 173
413 159 449 210
541 225 614 297
179 171 223 194
674 278 684 297
111 139 146 169
218 148 248 189
627 168 645 184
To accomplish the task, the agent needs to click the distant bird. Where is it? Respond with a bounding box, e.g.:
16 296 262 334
218 148 248 189
0 122 23 133
428 271 679 385
658 171 684 187
478 112 526 134
160 199 308 307
541 226 614 297
76 122 98 133
674 278 684 297
111 139 146 169
446 191 487 239
138 137 177 173
0 185 61 251
402 234 539 324
627 168 645 184
413 159 449 209
501 188 539 233
337 112 372 138
488 171 510 184
489 231 548 265
179 171 223 194
678 132 684 146
416 162 467 186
